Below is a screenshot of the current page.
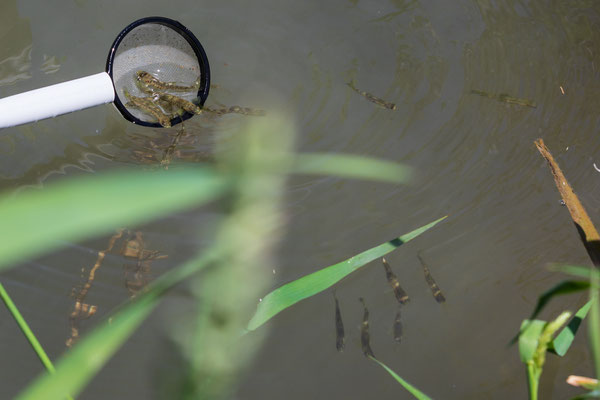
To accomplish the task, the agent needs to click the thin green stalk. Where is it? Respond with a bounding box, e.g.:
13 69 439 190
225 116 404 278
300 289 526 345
527 363 539 400
590 268 600 380
0 282 74 400
0 282 55 373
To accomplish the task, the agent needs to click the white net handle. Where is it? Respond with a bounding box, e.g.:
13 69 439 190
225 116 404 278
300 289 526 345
0 72 114 129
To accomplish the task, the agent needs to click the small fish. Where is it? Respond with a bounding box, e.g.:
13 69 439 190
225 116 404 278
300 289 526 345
333 290 345 352
382 258 409 304
204 105 266 117
417 252 446 303
136 70 200 92
393 309 403 343
347 80 397 110
155 92 203 115
359 297 375 358
470 89 537 108
123 89 172 127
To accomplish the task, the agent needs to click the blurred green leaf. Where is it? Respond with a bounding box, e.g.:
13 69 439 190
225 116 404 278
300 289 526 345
551 300 592 356
529 281 589 321
246 216 447 331
519 319 546 363
534 312 571 368
0 167 228 271
16 248 219 400
548 264 593 279
293 153 411 183
572 390 600 399
369 356 432 400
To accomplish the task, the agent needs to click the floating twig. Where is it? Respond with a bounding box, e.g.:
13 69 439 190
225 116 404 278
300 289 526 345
535 138 600 266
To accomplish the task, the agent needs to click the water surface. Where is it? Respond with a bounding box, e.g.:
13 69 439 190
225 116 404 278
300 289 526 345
1 0 599 398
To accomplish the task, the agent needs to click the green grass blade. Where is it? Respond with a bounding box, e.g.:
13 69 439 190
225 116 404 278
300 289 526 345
529 281 589 321
510 280 590 346
0 282 55 373
368 356 432 400
590 268 600 380
16 248 219 400
246 216 447 331
292 153 412 183
548 265 592 279
0 167 227 271
551 300 592 356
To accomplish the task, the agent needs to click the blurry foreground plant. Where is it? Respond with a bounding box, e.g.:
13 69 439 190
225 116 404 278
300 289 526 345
0 113 447 399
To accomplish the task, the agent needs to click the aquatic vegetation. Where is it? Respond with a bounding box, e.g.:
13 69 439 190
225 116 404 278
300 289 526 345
369 356 432 400
519 312 572 400
515 139 600 399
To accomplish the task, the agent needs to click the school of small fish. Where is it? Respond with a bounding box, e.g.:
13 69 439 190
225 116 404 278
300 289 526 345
332 253 445 357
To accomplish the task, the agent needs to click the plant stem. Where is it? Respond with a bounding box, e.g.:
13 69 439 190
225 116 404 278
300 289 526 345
0 282 55 373
0 282 74 400
527 363 539 400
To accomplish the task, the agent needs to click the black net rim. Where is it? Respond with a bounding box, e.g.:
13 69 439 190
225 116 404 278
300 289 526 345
106 16 210 128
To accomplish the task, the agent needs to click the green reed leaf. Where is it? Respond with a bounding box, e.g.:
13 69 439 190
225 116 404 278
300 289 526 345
368 356 432 400
548 264 593 279
246 216 447 331
0 167 228 271
293 153 411 183
529 281 589 321
551 300 592 356
590 268 600 380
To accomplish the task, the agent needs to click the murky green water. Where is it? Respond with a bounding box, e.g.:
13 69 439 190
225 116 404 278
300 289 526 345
1 0 600 398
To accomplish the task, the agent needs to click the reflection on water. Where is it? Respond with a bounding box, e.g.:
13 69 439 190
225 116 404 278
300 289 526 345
67 229 167 347
1 0 600 398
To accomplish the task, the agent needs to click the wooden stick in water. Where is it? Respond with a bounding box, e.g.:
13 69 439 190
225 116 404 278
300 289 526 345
535 139 600 267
